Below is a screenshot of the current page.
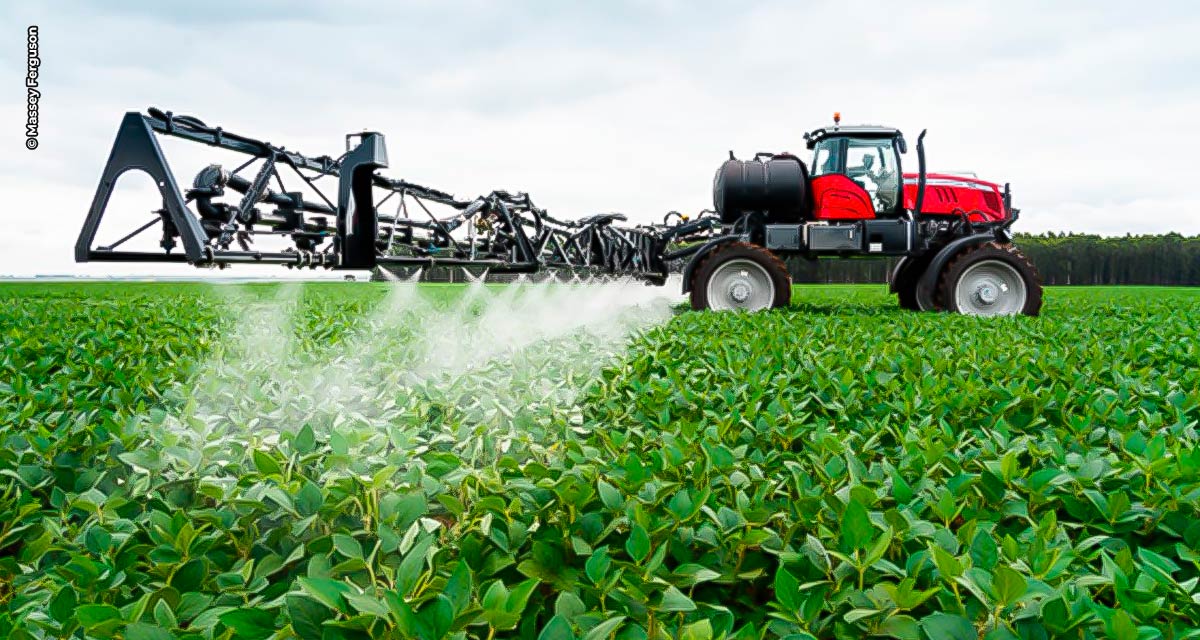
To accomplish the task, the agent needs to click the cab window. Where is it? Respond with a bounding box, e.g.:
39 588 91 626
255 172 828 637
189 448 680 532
844 139 901 214
810 139 841 177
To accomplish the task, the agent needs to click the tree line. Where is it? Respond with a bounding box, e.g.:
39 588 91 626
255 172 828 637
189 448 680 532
788 233 1200 286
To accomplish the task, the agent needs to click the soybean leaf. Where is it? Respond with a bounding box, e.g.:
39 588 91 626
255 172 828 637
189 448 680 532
218 608 277 640
840 499 874 552
538 615 576 640
626 523 651 564
919 613 975 640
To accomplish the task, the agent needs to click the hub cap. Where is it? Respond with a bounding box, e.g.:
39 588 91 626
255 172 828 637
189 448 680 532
706 259 775 311
954 260 1027 316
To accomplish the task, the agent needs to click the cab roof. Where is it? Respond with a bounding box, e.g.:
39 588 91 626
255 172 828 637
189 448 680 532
804 125 904 149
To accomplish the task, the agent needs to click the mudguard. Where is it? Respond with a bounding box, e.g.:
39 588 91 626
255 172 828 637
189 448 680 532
680 235 743 293
914 232 996 310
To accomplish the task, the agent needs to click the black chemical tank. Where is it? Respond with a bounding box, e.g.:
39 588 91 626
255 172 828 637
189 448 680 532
713 153 809 224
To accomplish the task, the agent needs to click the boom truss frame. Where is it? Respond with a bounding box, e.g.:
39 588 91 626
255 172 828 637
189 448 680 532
76 108 718 283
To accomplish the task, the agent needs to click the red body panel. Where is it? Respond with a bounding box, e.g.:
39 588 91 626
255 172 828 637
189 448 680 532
810 174 876 220
901 173 1006 222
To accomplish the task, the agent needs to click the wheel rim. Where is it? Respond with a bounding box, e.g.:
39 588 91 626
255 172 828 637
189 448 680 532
954 259 1027 316
706 259 775 311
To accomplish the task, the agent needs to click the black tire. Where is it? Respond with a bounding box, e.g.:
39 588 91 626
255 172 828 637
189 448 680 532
690 242 792 312
897 279 920 311
937 242 1043 316
891 255 933 311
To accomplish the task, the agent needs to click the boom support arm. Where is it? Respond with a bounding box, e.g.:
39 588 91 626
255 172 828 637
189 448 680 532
76 108 717 281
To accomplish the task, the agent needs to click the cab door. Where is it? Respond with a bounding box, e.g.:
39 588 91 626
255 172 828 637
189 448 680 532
809 137 902 220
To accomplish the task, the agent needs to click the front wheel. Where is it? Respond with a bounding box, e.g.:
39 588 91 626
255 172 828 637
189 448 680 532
938 242 1042 316
690 242 792 312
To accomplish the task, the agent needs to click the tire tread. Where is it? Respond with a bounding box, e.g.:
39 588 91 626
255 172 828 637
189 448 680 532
690 242 792 311
937 241 1043 316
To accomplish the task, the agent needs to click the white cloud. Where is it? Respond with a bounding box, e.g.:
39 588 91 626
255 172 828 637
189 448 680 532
0 0 1197 276
1028 197 1200 236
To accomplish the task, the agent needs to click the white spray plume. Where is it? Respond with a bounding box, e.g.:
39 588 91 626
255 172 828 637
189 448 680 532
153 275 682 473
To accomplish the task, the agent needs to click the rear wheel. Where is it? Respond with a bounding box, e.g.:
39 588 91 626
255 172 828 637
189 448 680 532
690 242 791 312
897 282 920 311
938 242 1042 316
891 255 933 311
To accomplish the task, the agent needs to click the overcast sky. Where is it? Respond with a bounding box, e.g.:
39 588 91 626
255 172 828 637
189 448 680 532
1 0 1197 277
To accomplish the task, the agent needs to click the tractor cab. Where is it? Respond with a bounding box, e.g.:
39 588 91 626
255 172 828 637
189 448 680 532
804 124 906 220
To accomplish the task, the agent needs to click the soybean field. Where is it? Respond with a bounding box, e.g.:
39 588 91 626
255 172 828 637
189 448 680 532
1 282 1198 640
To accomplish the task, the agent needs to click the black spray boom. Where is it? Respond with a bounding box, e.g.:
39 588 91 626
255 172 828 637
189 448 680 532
76 108 718 282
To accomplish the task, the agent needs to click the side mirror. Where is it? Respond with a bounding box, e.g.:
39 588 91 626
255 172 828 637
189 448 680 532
897 136 908 154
